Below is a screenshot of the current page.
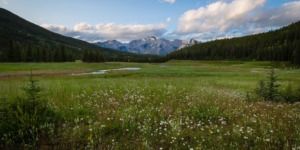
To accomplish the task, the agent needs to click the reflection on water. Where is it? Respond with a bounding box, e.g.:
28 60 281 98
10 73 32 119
72 68 141 75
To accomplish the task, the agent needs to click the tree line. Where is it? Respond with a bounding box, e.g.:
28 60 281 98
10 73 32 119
82 48 104 62
0 40 166 63
166 21 300 66
0 40 75 62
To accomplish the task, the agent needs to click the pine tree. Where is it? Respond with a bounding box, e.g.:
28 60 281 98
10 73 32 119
88 51 94 62
293 41 300 65
26 44 34 62
7 40 14 62
14 44 21 62
267 68 280 101
53 48 61 62
95 50 104 62
256 79 267 100
82 48 88 62
61 45 66 62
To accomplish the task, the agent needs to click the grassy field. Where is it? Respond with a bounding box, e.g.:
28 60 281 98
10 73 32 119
1 60 300 149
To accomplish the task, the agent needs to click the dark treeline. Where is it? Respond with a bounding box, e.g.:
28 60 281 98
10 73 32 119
0 40 75 62
0 39 166 63
80 47 167 63
82 48 104 63
167 21 300 65
104 54 167 63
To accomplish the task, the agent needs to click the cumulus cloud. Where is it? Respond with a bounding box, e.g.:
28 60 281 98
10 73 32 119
251 1 300 27
177 0 266 34
41 24 70 34
177 0 300 41
162 0 175 4
41 23 167 42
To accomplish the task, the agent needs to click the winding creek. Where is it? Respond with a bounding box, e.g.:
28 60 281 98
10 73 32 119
72 67 141 75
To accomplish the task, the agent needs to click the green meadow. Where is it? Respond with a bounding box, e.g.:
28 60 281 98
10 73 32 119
1 61 300 149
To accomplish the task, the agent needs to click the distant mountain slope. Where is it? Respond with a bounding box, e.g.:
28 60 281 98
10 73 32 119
0 8 155 61
95 36 199 56
167 21 300 65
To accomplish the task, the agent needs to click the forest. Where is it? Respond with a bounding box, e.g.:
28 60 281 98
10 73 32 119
167 21 300 65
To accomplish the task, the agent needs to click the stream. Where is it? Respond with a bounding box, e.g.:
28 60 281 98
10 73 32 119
72 67 141 75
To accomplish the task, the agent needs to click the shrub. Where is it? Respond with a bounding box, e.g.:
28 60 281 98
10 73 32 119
255 68 300 103
255 68 281 102
0 71 60 149
282 84 300 103
255 79 267 101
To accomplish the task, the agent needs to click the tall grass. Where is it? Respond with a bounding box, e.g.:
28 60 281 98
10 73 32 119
0 61 300 149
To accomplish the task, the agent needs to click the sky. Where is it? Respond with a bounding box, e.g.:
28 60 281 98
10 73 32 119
1 0 300 43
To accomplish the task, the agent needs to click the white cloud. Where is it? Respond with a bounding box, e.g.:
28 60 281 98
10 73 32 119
162 0 175 4
41 24 70 34
167 17 172 22
250 1 300 27
177 0 266 34
176 0 300 41
41 23 167 42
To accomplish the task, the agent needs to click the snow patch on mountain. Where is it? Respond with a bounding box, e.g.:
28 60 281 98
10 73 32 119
95 36 198 56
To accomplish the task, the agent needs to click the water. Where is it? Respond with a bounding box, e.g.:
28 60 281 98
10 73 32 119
72 68 141 75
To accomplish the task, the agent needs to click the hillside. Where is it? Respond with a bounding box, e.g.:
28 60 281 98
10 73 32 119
0 8 162 62
167 21 300 65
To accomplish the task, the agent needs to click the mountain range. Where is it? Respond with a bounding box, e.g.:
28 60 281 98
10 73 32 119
95 36 199 56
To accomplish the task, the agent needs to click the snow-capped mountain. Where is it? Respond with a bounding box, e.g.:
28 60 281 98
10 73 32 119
95 36 198 56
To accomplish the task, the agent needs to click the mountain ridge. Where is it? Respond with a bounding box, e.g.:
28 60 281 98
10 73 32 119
95 36 199 56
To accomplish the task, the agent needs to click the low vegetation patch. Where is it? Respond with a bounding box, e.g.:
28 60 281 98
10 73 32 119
0 72 61 149
254 68 300 103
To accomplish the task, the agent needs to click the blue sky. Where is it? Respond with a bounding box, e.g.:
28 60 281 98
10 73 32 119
1 0 300 42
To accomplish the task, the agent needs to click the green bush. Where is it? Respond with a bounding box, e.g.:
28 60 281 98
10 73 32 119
255 68 300 103
255 79 268 101
282 84 300 103
0 72 61 149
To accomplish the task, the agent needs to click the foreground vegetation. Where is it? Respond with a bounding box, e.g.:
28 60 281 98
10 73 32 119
0 61 300 149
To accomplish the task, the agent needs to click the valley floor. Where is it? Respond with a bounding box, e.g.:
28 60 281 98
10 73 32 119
0 60 300 149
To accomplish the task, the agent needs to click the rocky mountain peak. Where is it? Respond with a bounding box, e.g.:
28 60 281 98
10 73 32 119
95 37 199 56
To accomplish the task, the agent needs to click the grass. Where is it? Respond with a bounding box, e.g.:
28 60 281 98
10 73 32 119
0 60 300 149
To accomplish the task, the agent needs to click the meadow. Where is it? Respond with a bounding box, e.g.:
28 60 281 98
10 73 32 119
0 60 300 149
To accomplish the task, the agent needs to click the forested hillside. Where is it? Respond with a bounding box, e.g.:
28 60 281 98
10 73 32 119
167 21 300 65
0 8 163 62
